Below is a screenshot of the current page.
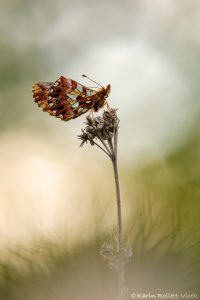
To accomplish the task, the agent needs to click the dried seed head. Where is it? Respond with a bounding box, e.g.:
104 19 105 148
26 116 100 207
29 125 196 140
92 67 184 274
78 109 119 147
100 242 132 271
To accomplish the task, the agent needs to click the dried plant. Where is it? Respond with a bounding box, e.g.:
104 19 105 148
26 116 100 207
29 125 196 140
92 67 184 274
78 109 132 300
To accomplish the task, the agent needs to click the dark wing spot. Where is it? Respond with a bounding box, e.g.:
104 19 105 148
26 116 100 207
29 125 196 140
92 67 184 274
77 95 83 101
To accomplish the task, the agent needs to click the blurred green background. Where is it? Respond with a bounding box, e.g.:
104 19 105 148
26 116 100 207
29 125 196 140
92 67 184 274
0 0 200 299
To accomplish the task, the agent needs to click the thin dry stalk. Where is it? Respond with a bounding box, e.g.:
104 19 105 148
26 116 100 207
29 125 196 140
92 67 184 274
78 109 131 300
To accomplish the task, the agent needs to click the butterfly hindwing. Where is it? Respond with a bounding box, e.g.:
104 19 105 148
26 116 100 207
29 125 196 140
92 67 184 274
32 76 110 121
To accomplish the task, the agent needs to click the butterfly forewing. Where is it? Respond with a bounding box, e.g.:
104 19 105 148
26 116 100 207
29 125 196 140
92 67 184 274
32 76 109 121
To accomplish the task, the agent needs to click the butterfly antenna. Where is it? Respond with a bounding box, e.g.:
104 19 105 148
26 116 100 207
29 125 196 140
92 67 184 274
82 74 103 88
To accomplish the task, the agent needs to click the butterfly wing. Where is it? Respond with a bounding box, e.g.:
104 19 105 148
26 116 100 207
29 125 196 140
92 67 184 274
32 76 97 121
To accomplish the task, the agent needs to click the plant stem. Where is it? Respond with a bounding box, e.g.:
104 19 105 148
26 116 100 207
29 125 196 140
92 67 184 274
92 141 111 158
111 126 124 300
112 156 122 254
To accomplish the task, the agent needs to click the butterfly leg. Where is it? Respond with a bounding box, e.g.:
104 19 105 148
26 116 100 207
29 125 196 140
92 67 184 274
88 109 94 119
105 100 111 111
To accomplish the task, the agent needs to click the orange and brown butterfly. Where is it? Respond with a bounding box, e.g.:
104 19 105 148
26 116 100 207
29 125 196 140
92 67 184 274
32 75 111 121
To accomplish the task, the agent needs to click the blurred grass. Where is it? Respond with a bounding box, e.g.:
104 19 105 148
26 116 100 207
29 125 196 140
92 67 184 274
0 124 199 299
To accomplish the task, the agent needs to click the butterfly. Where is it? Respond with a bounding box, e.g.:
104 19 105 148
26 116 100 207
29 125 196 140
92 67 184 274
32 75 111 121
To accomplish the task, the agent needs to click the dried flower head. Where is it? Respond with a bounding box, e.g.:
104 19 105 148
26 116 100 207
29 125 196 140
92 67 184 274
100 242 132 272
78 109 119 159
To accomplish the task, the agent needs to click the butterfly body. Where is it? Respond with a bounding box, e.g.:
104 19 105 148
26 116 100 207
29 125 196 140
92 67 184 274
32 76 110 121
